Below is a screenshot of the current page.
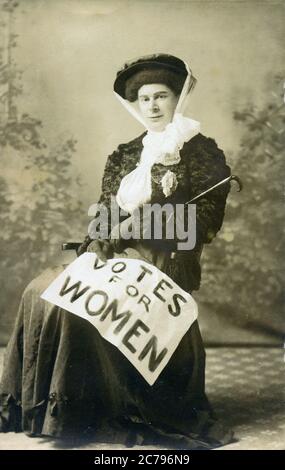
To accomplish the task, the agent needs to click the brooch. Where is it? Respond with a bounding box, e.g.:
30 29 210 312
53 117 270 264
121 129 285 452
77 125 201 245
161 170 178 197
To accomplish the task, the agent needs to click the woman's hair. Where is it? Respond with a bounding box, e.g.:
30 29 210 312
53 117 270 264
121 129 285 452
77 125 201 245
125 68 186 102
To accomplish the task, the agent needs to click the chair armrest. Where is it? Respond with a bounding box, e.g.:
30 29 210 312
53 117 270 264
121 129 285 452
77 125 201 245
62 242 82 251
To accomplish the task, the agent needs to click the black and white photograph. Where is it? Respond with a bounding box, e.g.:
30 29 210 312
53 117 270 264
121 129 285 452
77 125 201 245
0 0 284 454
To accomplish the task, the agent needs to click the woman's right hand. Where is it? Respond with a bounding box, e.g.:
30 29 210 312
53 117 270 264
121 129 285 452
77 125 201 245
86 239 114 262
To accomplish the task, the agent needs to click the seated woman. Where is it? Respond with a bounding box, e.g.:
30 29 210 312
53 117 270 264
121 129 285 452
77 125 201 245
0 53 233 449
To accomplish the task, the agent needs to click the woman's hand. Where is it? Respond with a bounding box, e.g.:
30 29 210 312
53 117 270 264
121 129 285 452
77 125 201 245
86 239 114 262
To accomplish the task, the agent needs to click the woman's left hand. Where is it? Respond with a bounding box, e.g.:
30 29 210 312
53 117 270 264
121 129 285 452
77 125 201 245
86 239 114 262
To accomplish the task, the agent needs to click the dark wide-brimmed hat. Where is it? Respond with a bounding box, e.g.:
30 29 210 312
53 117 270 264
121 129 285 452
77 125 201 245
114 53 191 100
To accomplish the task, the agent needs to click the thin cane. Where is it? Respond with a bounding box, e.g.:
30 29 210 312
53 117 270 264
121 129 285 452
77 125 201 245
169 174 242 259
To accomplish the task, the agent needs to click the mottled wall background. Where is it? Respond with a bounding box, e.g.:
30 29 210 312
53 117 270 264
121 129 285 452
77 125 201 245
0 0 284 345
14 0 283 193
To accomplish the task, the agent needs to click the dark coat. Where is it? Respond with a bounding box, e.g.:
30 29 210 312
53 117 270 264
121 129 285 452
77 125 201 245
0 132 233 447
80 132 231 292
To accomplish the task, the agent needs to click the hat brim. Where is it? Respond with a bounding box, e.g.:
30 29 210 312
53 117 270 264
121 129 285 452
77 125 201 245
114 59 187 99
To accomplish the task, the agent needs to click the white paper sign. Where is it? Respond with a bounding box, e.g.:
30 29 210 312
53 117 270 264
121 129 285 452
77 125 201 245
41 253 198 385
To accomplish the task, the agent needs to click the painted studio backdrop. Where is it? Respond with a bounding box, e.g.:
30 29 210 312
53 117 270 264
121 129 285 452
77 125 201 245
0 0 284 346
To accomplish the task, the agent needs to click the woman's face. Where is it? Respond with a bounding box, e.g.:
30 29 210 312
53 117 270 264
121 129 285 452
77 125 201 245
137 83 179 132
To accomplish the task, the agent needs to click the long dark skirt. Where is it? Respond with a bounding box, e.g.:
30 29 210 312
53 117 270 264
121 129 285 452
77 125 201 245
0 249 233 449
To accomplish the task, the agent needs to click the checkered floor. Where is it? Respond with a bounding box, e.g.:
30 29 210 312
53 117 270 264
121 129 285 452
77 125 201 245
0 347 284 450
205 348 285 450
